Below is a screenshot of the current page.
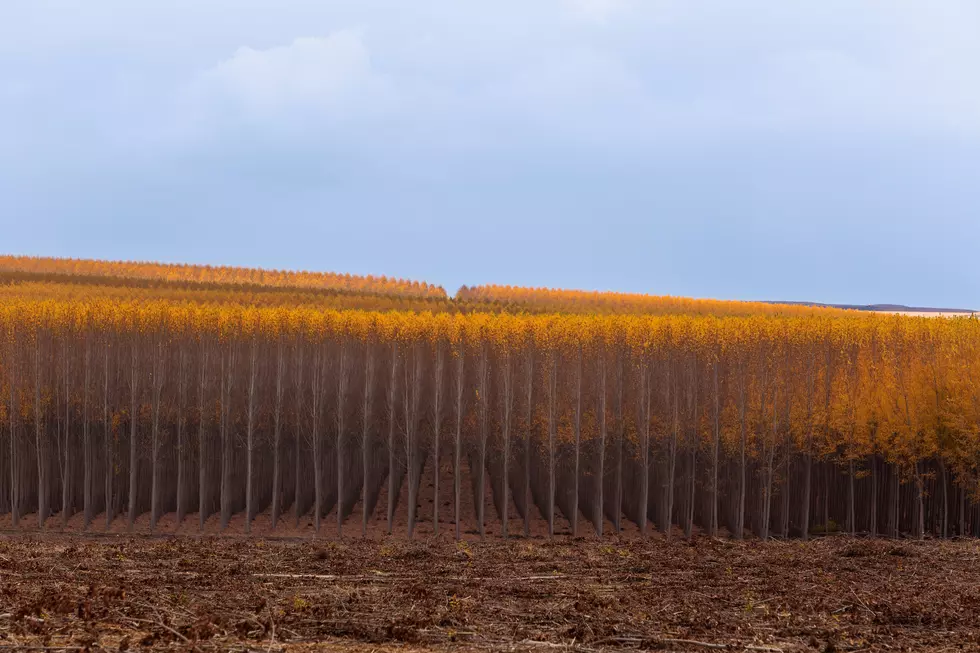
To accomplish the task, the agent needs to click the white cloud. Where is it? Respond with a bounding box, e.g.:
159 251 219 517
567 0 626 23
182 30 393 126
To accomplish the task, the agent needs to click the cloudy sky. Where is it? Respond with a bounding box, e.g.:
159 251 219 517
1 1 978 307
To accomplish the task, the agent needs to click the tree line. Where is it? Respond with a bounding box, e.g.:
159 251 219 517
0 256 446 299
2 298 979 539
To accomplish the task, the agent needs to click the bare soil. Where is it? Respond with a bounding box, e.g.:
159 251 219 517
1 533 979 652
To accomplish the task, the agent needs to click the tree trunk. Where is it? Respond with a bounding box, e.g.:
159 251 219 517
404 342 422 539
888 463 899 538
665 368 675 540
939 457 948 538
197 344 209 531
685 357 698 541
8 338 18 528
869 450 878 538
594 352 606 537
103 345 112 530
245 338 258 534
642 360 654 537
615 351 624 534
572 347 582 537
220 347 236 530
310 346 323 535
361 341 375 537
293 343 304 528
736 364 747 540
127 340 139 531
915 460 925 540
336 339 350 538
175 344 188 526
150 339 165 531
476 342 489 540
453 349 464 541
501 353 513 538
62 341 71 527
271 337 284 530
524 346 533 539
432 341 444 537
710 361 719 538
386 343 398 535
83 337 92 528
35 335 47 529
547 351 557 538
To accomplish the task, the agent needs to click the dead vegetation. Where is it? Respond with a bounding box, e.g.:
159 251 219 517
1 534 979 651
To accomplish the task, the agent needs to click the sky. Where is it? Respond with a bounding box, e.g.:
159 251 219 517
1 1 978 308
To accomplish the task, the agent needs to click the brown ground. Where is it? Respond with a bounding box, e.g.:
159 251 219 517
2 533 979 652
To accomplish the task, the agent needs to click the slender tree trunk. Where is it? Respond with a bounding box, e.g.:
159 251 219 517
361 341 375 537
710 361 720 537
779 375 792 539
822 345 833 536
150 339 165 531
336 339 350 538
197 343 209 531
220 347 236 530
685 357 698 540
664 368 675 539
83 337 92 528
127 340 139 531
824 464 830 536
572 347 582 537
888 463 900 538
959 480 966 537
8 338 18 527
523 346 534 538
386 343 399 535
801 356 816 541
293 343 304 528
939 457 948 538
62 341 71 527
501 352 513 538
404 342 422 539
847 456 856 536
271 337 284 530
915 460 925 540
432 341 444 537
454 349 464 541
103 344 112 530
641 360 653 537
762 386 777 541
175 344 188 525
736 363 747 540
476 341 489 539
35 334 46 529
615 351 624 534
594 352 606 537
310 346 323 535
245 338 258 534
547 351 557 538
869 447 878 538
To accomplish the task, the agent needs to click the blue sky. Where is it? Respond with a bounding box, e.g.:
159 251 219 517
1 1 978 307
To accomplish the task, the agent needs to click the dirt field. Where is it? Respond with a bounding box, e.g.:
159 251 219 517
2 533 979 652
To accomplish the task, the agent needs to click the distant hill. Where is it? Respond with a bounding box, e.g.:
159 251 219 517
769 301 976 314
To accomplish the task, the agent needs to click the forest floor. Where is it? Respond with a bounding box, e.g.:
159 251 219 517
1 532 979 652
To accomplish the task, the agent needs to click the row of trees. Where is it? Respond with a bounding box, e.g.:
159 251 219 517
455 285 863 318
0 256 446 299
1 298 979 539
0 276 454 314
3 256 880 317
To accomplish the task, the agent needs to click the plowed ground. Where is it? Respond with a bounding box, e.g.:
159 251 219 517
2 535 980 652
